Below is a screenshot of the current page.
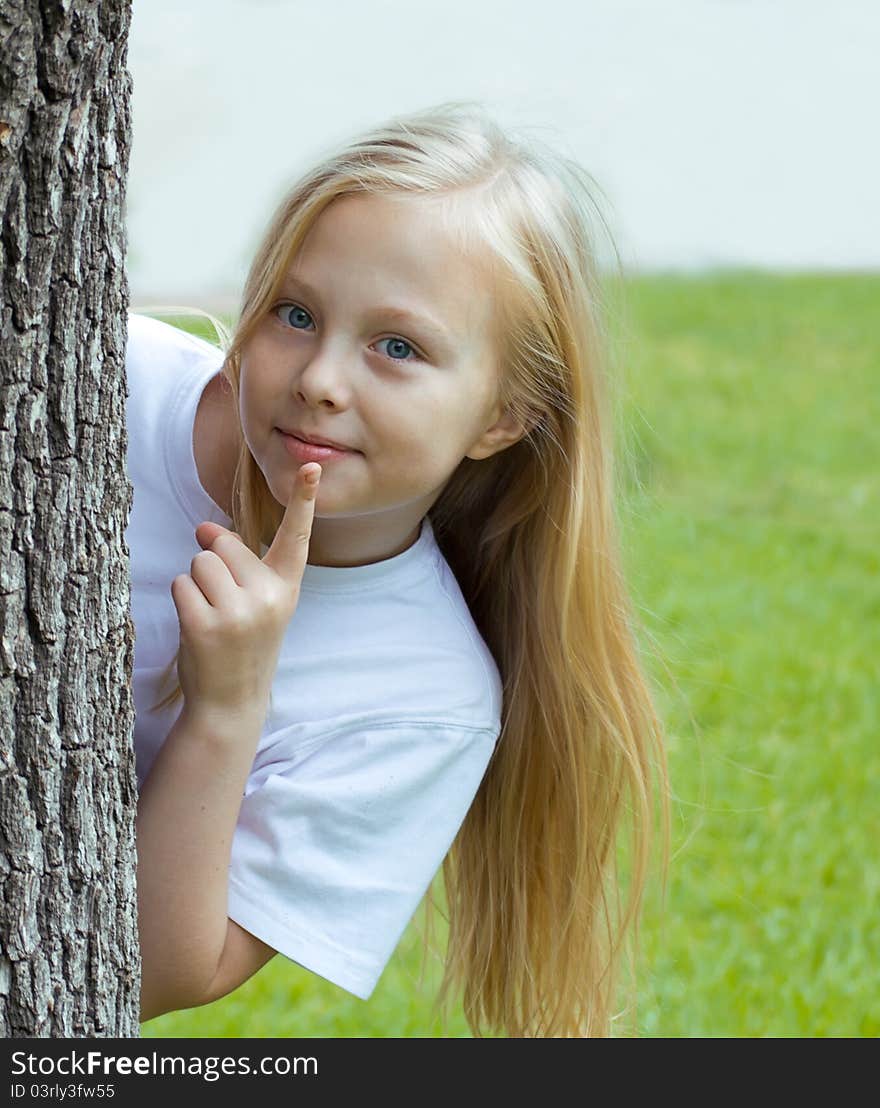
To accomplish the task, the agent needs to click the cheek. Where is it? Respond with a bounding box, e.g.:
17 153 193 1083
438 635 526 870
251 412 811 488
239 362 278 433
374 417 467 485
379 404 446 453
237 384 259 444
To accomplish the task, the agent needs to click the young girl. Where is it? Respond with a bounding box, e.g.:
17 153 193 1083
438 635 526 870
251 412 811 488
127 99 669 1038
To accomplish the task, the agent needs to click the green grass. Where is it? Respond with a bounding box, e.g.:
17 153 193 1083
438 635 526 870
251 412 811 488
141 272 879 1037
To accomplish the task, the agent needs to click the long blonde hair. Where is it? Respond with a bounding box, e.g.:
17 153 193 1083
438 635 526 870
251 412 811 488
147 100 670 1037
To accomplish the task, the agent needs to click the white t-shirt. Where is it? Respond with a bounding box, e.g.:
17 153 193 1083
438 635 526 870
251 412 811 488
124 313 503 1000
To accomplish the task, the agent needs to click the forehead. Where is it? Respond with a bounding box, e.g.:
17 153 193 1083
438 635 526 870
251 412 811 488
288 191 499 351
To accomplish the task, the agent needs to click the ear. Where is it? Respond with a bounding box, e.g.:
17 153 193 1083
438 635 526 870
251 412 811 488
466 405 542 461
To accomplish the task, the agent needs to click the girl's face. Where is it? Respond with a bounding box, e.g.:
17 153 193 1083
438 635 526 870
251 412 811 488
238 191 526 567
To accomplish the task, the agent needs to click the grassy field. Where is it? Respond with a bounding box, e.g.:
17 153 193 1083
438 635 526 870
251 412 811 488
141 272 879 1037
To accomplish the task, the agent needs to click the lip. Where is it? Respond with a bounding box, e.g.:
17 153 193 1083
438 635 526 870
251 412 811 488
277 428 356 461
286 428 353 451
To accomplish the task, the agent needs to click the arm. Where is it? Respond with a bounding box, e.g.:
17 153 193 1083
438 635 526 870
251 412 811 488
136 463 320 1021
136 701 272 1022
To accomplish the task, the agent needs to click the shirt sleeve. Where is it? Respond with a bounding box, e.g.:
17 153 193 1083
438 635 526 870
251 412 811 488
225 718 499 1000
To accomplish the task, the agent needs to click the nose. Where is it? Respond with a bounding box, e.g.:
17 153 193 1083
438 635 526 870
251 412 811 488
293 343 354 410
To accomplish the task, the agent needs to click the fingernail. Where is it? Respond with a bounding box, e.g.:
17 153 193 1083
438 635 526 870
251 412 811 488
305 466 321 484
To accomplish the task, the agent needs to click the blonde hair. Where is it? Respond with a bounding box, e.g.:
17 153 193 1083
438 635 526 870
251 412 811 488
146 100 670 1037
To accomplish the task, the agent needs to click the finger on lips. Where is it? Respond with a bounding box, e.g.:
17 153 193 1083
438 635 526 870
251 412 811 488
190 463 320 594
261 463 321 581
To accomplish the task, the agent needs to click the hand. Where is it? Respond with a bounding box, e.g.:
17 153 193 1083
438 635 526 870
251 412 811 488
170 462 321 722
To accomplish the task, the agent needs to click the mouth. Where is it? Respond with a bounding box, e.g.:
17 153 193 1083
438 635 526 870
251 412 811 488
279 427 353 450
277 429 357 460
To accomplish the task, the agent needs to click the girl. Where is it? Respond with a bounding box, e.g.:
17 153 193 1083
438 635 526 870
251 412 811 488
128 99 669 1038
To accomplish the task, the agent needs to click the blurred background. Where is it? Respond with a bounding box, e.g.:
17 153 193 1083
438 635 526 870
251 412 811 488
126 0 879 303
129 0 879 1038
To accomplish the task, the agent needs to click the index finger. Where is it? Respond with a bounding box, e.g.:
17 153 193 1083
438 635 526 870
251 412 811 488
261 462 321 582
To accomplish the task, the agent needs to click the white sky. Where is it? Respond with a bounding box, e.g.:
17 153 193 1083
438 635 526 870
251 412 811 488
126 0 879 302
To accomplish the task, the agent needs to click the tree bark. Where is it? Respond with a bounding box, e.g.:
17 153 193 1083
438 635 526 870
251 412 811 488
0 0 139 1036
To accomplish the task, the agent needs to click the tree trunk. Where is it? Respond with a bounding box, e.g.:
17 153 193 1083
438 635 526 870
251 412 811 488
0 0 139 1036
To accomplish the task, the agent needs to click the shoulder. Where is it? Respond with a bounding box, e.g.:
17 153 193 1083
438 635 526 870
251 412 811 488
126 313 225 375
406 553 504 729
249 709 500 815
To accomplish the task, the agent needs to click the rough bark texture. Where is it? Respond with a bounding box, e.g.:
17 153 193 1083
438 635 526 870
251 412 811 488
0 1 139 1036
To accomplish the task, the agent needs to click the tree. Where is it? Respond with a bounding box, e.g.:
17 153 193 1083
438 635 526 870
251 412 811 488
0 0 139 1036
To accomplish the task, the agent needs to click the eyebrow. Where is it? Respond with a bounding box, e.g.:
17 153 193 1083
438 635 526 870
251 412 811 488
278 274 453 349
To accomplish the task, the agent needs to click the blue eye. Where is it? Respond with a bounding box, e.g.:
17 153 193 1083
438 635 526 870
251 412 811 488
376 337 419 361
275 305 314 330
274 302 421 362
276 303 314 330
